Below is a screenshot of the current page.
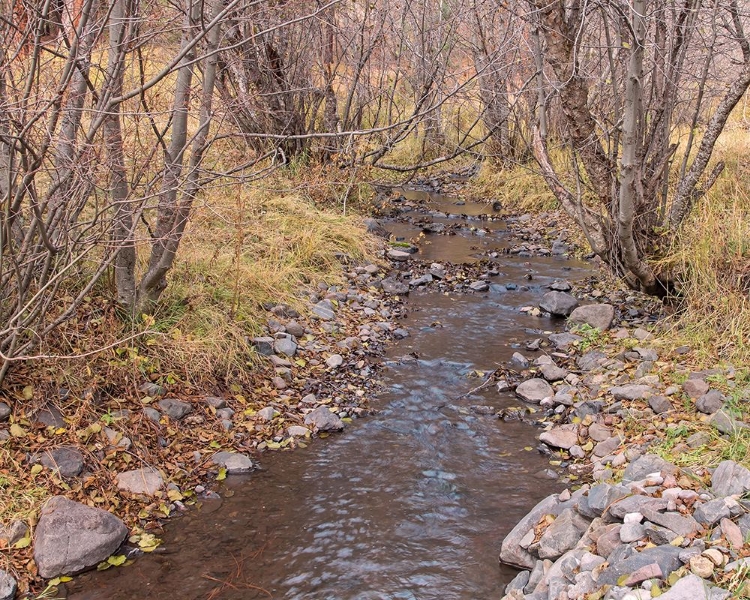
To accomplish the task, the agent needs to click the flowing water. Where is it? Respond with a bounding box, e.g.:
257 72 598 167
69 194 592 600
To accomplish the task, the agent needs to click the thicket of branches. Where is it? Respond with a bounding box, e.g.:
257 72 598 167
1 0 748 383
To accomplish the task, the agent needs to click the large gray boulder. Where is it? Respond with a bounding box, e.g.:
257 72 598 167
568 304 616 331
34 496 127 578
539 292 578 317
515 378 554 404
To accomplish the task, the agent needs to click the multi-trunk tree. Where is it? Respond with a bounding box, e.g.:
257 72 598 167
526 0 750 295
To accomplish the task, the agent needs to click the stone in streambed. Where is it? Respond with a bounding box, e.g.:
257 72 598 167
568 304 615 331
711 461 750 497
683 378 710 398
469 280 489 292
251 336 275 355
34 496 128 578
694 498 731 526
211 452 254 473
304 406 344 432
510 352 530 369
515 378 553 404
387 248 412 261
622 453 673 482
500 495 560 569
311 300 335 320
649 395 673 414
326 354 344 368
0 403 10 422
381 278 409 295
709 409 747 434
549 332 582 350
287 426 310 437
539 292 578 317
273 337 297 357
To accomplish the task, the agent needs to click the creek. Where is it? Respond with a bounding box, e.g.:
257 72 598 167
69 190 593 600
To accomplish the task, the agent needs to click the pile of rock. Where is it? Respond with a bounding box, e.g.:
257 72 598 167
500 456 750 600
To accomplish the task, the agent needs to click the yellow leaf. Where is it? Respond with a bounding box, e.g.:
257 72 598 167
167 489 183 502
266 441 281 450
216 467 227 481
30 464 43 475
22 385 33 400
9 424 25 437
97 562 111 571
13 536 31 549
107 555 127 566
670 536 684 546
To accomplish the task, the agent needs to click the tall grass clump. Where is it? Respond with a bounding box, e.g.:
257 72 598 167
661 128 750 366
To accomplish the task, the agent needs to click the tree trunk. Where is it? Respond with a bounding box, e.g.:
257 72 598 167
617 0 658 293
104 0 137 309
137 0 223 312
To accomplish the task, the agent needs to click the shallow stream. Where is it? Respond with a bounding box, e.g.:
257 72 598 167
69 193 592 600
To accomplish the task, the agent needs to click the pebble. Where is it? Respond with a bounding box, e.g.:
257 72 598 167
689 555 714 578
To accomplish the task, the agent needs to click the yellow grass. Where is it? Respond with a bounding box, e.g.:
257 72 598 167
659 127 750 366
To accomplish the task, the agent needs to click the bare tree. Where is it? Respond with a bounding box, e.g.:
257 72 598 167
526 0 750 295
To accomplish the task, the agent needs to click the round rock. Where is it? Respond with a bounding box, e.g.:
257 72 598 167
34 496 128 578
539 291 579 317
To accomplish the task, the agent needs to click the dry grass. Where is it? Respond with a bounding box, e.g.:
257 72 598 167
120 184 381 390
468 160 558 212
659 127 750 367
